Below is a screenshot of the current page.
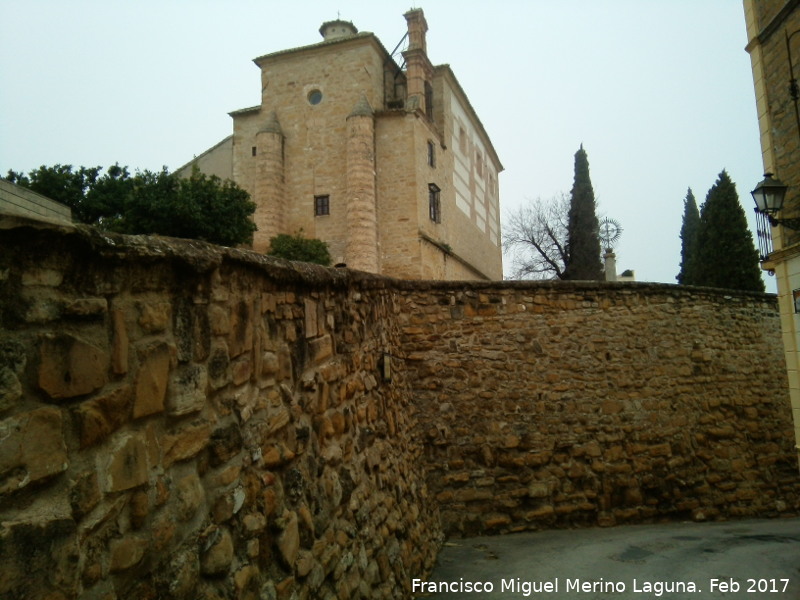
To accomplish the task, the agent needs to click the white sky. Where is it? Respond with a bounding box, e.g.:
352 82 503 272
0 1 774 290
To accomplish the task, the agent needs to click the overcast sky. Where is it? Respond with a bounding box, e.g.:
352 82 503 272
0 1 773 290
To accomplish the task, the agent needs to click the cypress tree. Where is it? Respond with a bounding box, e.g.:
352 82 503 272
676 187 700 284
563 145 603 280
687 170 764 292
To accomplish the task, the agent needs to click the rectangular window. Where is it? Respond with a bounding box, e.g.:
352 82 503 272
252 146 257 157
427 141 436 168
424 81 434 120
428 184 441 223
314 195 330 216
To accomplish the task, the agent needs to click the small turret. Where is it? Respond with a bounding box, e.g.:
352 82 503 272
319 19 358 41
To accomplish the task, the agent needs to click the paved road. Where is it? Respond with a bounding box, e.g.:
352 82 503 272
418 518 800 599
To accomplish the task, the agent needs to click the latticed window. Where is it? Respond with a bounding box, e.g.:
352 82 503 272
314 195 330 216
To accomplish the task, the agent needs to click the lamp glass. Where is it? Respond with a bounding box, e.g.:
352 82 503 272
751 173 788 214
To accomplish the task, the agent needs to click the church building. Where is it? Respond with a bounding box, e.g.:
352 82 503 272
181 9 503 280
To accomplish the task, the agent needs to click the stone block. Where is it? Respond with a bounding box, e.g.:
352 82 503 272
229 299 254 358
133 343 171 418
167 364 208 416
304 298 318 338
137 301 171 333
277 511 300 568
111 308 129 375
105 432 148 492
201 527 234 576
38 333 108 400
0 406 68 494
208 423 243 466
109 535 149 572
175 472 205 522
208 344 231 390
129 489 149 529
64 297 107 317
73 384 132 448
22 268 63 287
163 422 212 467
308 335 333 363
231 355 252 385
69 470 101 521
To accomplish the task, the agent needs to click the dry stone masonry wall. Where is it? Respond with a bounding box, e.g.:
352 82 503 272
0 216 440 600
398 282 800 537
1 215 799 599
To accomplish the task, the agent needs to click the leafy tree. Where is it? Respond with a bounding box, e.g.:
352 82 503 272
676 187 700 284
4 164 256 246
502 193 570 279
267 232 332 266
685 170 764 292
563 145 603 280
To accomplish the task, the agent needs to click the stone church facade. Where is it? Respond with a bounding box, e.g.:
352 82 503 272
180 9 503 280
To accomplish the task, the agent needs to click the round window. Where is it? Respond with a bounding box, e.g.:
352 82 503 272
307 90 323 105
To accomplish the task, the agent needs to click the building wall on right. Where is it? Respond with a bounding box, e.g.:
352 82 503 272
744 0 800 467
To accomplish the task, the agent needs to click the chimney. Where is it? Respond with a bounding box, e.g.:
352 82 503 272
404 9 428 52
402 9 433 117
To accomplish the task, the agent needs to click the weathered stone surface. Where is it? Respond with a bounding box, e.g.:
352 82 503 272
74 385 132 448
277 511 300 568
1 220 796 600
0 406 68 494
229 299 254 357
105 432 148 492
167 364 207 416
309 335 333 363
64 298 107 317
0 366 22 413
111 308 129 375
209 423 243 466
137 301 171 333
69 470 101 521
109 535 149 572
38 333 108 400
22 268 63 287
0 512 78 598
163 422 211 467
201 527 234 575
403 284 798 536
175 472 205 522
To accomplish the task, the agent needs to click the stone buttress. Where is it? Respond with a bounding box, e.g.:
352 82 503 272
253 111 285 252
345 95 379 272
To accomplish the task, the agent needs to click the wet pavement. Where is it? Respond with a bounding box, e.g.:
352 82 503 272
417 518 800 599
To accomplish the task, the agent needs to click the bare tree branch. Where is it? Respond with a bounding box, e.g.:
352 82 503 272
503 193 570 280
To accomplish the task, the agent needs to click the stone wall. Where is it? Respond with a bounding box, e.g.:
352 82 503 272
0 216 440 600
397 282 800 537
2 216 799 599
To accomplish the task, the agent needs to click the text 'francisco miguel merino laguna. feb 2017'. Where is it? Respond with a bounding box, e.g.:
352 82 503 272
411 577 792 596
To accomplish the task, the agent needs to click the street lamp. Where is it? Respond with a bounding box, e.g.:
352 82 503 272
751 173 790 262
751 172 788 216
